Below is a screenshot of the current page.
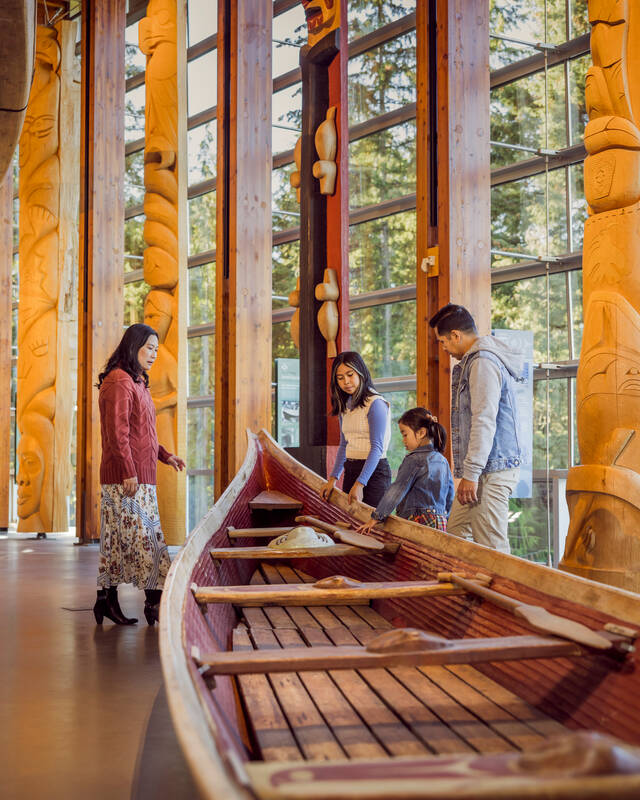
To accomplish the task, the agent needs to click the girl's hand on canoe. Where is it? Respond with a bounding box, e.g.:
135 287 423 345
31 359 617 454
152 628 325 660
347 481 364 505
356 517 377 535
321 476 337 500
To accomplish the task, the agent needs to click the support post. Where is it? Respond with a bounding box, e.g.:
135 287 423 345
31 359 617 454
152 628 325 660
416 0 491 427
77 0 126 542
0 169 11 530
215 0 272 497
140 0 188 544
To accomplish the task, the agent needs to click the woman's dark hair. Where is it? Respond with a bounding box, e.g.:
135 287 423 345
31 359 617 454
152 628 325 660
330 351 376 415
398 406 447 453
97 323 158 388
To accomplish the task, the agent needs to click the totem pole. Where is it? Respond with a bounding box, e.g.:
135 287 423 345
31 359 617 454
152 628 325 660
140 0 185 544
560 1 640 591
17 23 79 534
289 0 349 475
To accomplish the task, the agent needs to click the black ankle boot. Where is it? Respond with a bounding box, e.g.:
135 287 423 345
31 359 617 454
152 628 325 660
144 589 162 626
93 587 138 625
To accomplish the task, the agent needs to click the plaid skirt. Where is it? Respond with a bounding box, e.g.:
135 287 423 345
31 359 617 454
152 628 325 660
408 509 448 532
97 483 171 590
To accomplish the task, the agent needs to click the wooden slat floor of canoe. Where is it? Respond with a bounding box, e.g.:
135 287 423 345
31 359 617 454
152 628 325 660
232 561 571 764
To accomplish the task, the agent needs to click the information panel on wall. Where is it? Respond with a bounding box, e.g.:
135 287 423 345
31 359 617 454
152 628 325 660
275 358 300 448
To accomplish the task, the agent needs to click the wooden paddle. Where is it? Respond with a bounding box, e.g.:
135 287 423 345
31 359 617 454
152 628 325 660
295 515 399 553
438 572 613 651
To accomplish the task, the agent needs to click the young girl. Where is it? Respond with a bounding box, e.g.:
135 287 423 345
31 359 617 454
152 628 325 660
321 351 391 507
357 407 454 533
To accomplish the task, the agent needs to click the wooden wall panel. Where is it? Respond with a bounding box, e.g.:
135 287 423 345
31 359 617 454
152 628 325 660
77 0 126 542
416 0 491 427
0 169 12 530
214 0 272 497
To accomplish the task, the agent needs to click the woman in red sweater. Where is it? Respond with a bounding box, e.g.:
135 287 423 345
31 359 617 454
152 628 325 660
93 324 185 626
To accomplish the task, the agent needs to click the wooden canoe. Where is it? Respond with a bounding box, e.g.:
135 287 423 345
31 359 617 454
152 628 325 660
160 430 640 800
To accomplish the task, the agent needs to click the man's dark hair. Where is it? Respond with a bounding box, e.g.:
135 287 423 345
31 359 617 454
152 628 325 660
428 303 477 336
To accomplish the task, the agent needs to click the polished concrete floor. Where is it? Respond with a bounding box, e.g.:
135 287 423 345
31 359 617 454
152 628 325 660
0 536 199 800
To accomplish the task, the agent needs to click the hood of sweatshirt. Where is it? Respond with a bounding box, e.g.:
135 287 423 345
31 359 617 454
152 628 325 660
460 335 524 380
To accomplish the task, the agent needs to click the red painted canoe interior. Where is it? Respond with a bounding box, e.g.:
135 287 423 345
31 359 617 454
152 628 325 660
181 446 640 766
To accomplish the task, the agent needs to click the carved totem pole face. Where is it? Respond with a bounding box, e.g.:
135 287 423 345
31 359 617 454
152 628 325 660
300 0 339 47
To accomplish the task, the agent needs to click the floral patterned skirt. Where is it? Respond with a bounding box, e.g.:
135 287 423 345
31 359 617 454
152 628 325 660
97 483 171 590
408 509 448 532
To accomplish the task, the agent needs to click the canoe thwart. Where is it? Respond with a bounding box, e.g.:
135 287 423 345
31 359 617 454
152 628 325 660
438 572 614 651
209 544 377 561
226 526 298 539
193 632 583 677
249 490 304 511
365 628 449 653
192 578 470 606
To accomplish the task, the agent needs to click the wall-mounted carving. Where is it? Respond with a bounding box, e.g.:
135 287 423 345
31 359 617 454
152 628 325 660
17 23 78 533
561 0 640 591
315 268 339 357
312 106 337 195
290 137 302 203
140 0 183 543
300 0 340 48
288 277 300 349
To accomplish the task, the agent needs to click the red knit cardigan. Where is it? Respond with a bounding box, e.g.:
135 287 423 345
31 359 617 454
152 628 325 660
98 368 171 485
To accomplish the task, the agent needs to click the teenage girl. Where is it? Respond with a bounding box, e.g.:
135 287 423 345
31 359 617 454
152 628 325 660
321 351 391 506
358 407 454 533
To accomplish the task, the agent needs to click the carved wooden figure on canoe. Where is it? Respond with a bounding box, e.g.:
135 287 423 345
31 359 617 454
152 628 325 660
561 0 640 591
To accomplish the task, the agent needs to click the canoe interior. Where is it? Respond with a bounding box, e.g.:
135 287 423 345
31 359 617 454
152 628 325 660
171 433 640 795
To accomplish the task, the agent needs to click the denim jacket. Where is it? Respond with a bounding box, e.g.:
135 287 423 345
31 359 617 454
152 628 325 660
371 443 454 521
451 335 522 480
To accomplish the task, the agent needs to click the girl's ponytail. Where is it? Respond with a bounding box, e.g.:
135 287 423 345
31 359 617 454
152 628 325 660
398 406 447 453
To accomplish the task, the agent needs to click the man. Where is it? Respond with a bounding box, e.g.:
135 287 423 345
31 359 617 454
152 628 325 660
429 303 522 553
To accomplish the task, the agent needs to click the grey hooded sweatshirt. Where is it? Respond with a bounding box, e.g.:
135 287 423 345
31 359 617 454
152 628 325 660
452 335 524 482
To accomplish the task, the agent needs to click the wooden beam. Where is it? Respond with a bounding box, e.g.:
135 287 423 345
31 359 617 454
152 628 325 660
192 578 467 606
416 0 491 425
248 490 303 511
214 0 272 498
77 0 125 542
209 544 375 560
0 168 11 530
194 633 582 677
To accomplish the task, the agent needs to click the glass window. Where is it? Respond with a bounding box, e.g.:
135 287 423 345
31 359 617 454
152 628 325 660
272 163 300 232
124 215 145 274
124 280 147 326
348 1 416 40
272 5 306 77
568 55 589 147
567 268 583 358
534 377 569 470
349 211 416 295
348 31 416 125
188 122 217 184
187 406 214 470
569 0 589 38
380 389 417 475
569 163 587 251
273 82 302 154
125 22 145 78
189 191 216 256
125 151 145 207
188 50 217 117
125 85 146 143
188 474 214 532
12 253 18 304
272 242 300 308
12 196 18 248
188 334 215 395
508 480 552 562
350 301 416 378
491 273 571 363
189 262 215 325
188 0 217 45
349 120 416 208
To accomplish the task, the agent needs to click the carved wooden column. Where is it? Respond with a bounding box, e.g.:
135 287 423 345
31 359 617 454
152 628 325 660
215 0 272 496
17 22 79 534
77 1 126 542
561 1 640 591
139 0 187 545
289 0 348 478
0 169 11 530
416 0 491 426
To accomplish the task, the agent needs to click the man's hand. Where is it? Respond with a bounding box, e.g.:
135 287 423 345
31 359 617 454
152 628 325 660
122 476 139 497
321 476 337 500
166 454 186 472
356 517 377 535
348 481 364 505
457 478 478 505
